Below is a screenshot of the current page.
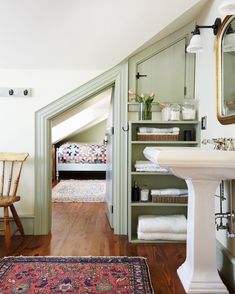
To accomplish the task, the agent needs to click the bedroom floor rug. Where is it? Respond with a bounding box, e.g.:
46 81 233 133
52 179 106 202
0 256 154 293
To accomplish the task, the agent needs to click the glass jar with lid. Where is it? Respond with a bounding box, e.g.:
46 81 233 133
182 99 196 120
170 103 180 121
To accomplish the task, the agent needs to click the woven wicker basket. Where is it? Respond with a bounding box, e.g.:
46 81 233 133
137 133 179 141
151 195 188 204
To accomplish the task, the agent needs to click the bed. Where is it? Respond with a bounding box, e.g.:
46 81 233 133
56 142 107 180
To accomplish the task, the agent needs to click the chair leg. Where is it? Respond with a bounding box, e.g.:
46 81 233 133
3 207 11 255
10 204 25 236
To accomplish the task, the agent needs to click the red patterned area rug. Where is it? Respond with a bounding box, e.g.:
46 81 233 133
0 256 154 293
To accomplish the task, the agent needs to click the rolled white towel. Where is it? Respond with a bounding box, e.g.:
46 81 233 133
151 188 188 196
138 127 180 134
138 214 187 234
137 231 186 241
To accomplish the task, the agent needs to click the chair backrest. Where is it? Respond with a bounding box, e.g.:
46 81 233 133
0 153 29 199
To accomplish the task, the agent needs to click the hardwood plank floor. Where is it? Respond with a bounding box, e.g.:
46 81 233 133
0 202 233 293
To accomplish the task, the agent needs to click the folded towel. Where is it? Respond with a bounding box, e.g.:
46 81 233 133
151 189 188 196
138 214 187 234
137 231 186 241
137 132 179 135
135 167 169 172
135 161 169 173
135 160 159 168
138 127 180 134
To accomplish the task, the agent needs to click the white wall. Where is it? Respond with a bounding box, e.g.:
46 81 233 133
0 0 204 70
0 69 102 216
195 0 235 254
0 1 206 221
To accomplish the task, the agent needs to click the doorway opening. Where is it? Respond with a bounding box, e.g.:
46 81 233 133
34 64 128 236
51 87 113 228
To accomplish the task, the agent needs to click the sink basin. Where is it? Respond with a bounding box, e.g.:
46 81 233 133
144 147 235 294
144 147 235 181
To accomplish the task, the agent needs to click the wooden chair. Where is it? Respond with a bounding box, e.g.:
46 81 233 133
0 152 29 254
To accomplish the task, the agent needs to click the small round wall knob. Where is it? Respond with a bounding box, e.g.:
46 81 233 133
23 89 28 96
9 89 14 96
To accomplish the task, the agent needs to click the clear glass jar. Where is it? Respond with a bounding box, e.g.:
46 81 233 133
170 103 180 121
161 104 171 121
140 185 149 202
182 99 196 120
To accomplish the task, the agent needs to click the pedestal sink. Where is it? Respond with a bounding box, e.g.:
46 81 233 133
143 147 235 294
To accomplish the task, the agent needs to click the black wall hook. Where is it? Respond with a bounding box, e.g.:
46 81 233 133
9 89 14 96
23 89 28 96
122 124 129 132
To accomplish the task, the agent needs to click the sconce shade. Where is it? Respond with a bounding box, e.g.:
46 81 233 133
186 34 203 53
219 0 235 14
187 18 221 54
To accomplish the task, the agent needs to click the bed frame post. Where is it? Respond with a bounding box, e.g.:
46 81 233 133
56 148 59 181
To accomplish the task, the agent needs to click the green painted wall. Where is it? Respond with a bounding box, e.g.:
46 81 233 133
66 120 107 143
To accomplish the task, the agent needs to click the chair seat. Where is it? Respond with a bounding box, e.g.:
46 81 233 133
0 196 21 207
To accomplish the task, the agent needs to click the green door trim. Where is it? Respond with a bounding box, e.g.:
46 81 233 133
34 62 128 235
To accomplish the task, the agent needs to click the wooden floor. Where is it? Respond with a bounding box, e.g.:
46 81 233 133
0 202 233 293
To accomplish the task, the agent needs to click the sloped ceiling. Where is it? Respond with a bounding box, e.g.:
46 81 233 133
0 0 207 70
51 88 112 143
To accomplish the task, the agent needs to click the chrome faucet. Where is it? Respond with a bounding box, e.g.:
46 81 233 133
202 138 235 151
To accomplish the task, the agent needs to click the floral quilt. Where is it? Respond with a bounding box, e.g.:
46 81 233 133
57 143 107 164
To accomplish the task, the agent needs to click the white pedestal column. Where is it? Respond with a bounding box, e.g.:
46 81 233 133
177 179 229 294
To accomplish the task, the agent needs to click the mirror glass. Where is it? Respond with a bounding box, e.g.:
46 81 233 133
217 16 235 124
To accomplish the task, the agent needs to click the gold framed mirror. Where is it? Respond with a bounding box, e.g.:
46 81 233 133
216 15 235 124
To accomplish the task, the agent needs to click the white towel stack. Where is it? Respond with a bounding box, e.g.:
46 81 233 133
135 161 169 173
138 127 180 135
137 214 187 241
151 188 188 196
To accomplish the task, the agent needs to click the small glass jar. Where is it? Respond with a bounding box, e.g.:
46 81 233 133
182 99 196 120
140 186 149 202
170 103 180 121
161 105 171 121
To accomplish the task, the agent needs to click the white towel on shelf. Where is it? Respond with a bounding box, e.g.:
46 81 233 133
138 214 187 234
137 231 186 241
151 188 188 196
135 167 169 172
138 127 180 134
135 161 169 173
137 131 179 135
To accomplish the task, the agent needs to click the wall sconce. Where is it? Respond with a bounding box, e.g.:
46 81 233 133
186 18 222 53
219 0 235 15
